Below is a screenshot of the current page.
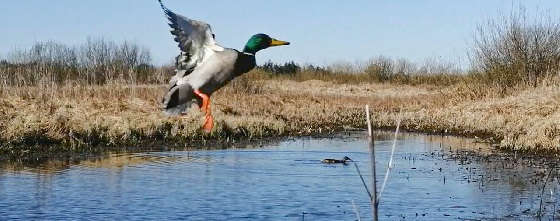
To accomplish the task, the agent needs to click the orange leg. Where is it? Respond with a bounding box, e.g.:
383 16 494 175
193 90 214 132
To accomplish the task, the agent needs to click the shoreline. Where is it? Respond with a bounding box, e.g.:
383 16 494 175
0 124 554 163
1 77 559 160
0 129 487 164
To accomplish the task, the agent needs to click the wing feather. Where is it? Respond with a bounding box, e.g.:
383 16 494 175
158 0 223 74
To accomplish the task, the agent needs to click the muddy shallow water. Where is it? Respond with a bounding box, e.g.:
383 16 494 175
1 131 559 220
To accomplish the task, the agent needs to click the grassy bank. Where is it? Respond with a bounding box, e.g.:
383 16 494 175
1 70 559 159
2 7 560 159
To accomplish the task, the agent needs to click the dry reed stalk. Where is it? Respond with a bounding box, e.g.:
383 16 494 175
351 199 362 221
353 162 372 201
377 117 401 202
366 105 378 221
538 166 555 217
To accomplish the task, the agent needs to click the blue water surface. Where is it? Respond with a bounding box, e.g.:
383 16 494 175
0 132 557 220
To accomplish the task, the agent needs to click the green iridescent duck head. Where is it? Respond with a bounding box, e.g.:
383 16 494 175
243 33 290 54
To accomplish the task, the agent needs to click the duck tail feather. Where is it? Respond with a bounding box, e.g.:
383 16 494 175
162 83 197 116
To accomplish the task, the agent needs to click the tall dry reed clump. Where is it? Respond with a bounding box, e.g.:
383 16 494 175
472 7 560 90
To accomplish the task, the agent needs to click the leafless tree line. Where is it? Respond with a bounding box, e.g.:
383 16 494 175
363 56 462 82
3 6 559 89
0 37 170 87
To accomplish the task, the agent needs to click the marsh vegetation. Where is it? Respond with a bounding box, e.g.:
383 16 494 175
1 7 559 158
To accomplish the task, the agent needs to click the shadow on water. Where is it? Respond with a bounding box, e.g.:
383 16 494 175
1 131 559 220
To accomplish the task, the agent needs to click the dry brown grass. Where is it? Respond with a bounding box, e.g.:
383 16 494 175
1 71 559 159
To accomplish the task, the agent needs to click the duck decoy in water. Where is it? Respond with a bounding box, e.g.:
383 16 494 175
158 0 290 132
321 156 352 164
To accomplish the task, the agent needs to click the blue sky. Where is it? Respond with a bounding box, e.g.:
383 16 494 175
2 1 560 66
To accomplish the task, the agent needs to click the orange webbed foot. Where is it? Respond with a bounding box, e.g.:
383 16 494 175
202 114 214 133
194 89 214 133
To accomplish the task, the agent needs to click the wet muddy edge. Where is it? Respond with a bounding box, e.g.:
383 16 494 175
1 128 558 166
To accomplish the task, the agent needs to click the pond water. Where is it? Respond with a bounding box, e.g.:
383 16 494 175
1 132 559 220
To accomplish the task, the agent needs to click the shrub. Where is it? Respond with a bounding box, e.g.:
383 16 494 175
0 38 157 86
472 6 560 88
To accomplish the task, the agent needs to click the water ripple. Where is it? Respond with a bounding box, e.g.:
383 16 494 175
1 131 558 220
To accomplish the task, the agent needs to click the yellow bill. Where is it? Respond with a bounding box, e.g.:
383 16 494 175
270 38 290 47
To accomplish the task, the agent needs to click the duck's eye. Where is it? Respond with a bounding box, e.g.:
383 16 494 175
212 34 215 39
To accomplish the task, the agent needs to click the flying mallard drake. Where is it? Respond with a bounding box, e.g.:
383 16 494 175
158 0 290 132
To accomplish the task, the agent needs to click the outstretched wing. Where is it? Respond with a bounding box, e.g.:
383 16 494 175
158 0 223 77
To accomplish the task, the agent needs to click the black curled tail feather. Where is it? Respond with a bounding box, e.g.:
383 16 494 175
161 83 197 116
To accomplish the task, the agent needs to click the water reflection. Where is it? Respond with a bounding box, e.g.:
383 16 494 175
0 131 558 220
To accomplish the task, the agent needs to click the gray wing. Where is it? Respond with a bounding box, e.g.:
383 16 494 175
186 49 240 92
158 0 225 115
158 0 223 80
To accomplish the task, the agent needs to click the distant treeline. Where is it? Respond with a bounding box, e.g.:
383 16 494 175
259 7 560 89
254 57 464 86
0 38 170 86
2 7 560 89
258 61 327 75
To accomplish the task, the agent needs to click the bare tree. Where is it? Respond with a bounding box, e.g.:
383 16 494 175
0 37 156 87
472 6 560 87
